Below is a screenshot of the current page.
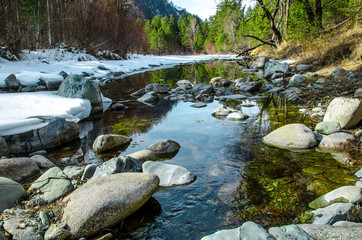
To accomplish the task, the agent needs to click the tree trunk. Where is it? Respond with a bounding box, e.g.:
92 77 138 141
285 0 291 38
314 0 323 29
256 0 283 46
46 0 52 47
301 0 315 25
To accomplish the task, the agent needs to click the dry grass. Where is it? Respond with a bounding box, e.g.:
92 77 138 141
251 22 362 77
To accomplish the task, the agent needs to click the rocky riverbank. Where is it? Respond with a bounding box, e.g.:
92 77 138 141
0 55 361 239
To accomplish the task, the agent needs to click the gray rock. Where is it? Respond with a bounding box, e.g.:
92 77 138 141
323 97 362 129
92 156 142 179
307 84 323 89
92 134 131 153
29 167 73 203
319 132 355 151
306 72 318 79
39 77 63 90
191 83 214 96
28 150 47 157
142 161 195 187
263 124 317 149
355 88 362 98
191 103 207 108
315 121 341 135
145 83 171 94
39 211 50 226
269 225 315 240
81 164 98 180
57 74 103 114
145 140 181 159
331 68 361 81
226 112 248 121
218 94 247 101
58 71 68 79
0 177 24 212
316 79 326 84
282 87 302 102
288 74 306 87
0 157 41 183
298 224 362 240
212 105 239 117
296 64 312 72
312 203 362 225
309 186 362 209
176 80 193 90
252 56 269 70
239 81 263 92
0 137 8 158
4 118 80 154
355 130 362 138
264 60 289 79
111 102 127 111
201 221 275 240
333 221 362 227
5 74 20 90
2 209 42 240
355 169 362 179
44 225 70 240
63 166 85 179
127 150 156 162
30 155 56 170
62 173 159 238
131 88 146 97
210 77 231 87
137 91 159 105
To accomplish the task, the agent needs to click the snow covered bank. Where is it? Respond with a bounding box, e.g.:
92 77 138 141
0 92 91 136
0 50 237 87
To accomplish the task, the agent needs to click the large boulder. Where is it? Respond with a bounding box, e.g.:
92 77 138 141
0 137 9 158
298 224 362 240
145 83 171 94
201 221 275 240
30 155 56 170
251 56 269 70
0 157 41 183
142 161 196 187
57 74 103 114
263 124 317 149
309 186 362 209
3 117 79 154
62 173 159 238
137 91 160 105
319 132 355 151
145 139 181 159
264 60 289 79
323 97 362 129
0 177 24 212
92 134 131 153
311 203 362 225
239 81 263 92
92 156 142 179
209 77 232 87
29 167 73 203
5 74 20 91
191 83 214 96
268 225 315 240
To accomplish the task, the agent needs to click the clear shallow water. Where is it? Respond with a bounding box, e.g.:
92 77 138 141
46 62 357 239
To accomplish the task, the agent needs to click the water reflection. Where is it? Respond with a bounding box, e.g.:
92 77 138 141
45 62 358 239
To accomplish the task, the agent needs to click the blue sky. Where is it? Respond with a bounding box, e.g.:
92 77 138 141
171 0 256 20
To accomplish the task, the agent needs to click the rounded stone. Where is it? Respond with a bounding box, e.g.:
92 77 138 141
0 177 25 212
62 173 159 238
92 134 131 153
0 157 41 183
315 121 341 135
319 132 355 151
263 124 317 149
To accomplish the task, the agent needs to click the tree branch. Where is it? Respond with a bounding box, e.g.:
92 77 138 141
242 35 277 47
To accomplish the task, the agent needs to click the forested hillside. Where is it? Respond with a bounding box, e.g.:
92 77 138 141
0 0 361 63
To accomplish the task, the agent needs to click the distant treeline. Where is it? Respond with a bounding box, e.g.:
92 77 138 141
0 0 360 58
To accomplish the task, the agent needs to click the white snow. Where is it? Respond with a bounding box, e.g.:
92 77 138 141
0 92 91 136
0 49 237 87
0 49 237 136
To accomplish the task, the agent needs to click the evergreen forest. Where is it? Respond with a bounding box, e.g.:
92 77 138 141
0 0 361 58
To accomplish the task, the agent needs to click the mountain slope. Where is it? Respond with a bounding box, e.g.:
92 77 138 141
129 0 188 20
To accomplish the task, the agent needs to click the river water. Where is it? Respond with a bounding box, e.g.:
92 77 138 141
47 61 357 239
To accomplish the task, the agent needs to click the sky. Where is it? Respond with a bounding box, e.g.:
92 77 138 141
171 0 221 20
171 0 255 20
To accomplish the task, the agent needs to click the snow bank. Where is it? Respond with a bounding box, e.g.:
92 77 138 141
0 49 237 87
0 92 91 136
